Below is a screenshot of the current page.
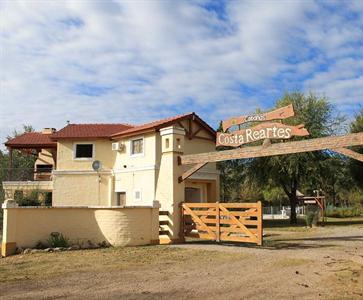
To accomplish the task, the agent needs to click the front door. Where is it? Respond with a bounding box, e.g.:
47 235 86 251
116 192 126 206
185 187 201 203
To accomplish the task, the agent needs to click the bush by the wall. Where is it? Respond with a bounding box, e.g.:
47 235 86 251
47 232 70 248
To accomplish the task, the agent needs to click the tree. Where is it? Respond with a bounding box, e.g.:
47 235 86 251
216 122 246 202
349 109 363 189
246 92 341 224
0 125 36 201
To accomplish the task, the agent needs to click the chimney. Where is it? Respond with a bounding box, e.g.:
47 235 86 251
42 128 56 134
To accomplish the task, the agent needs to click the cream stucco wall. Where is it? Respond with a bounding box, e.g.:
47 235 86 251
57 139 116 170
52 120 219 212
1 204 159 256
52 172 112 206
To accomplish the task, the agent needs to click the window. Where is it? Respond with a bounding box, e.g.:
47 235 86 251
131 138 144 156
75 144 94 159
134 189 142 201
165 138 170 149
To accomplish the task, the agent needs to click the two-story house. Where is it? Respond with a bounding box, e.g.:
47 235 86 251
4 113 220 242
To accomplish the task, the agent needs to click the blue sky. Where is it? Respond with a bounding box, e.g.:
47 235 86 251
1 0 363 145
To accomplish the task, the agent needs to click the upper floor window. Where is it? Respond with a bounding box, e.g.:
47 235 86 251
74 144 94 159
131 138 144 156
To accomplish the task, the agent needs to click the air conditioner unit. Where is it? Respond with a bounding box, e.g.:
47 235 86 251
112 142 126 152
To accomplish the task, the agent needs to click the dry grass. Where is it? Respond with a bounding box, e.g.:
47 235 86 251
272 258 312 268
0 245 248 283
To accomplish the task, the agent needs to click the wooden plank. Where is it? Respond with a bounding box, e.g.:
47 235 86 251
220 211 259 217
179 162 207 183
187 210 217 216
180 132 363 165
220 219 258 226
219 205 258 242
222 104 295 131
219 203 258 208
257 201 263 246
332 147 363 162
183 205 216 239
216 203 220 242
183 203 218 208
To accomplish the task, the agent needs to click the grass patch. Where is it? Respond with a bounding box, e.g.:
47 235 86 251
0 245 247 282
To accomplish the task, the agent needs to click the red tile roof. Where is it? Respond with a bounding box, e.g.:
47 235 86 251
111 112 216 138
5 113 215 148
51 123 133 140
5 132 57 148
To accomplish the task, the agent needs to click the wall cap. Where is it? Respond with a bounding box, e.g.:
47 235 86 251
2 199 18 208
6 205 156 209
159 126 186 136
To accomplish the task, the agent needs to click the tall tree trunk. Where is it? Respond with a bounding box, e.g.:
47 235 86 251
290 179 298 224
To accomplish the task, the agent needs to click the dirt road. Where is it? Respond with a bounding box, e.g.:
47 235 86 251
1 225 362 300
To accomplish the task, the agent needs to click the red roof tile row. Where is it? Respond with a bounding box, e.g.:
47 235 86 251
51 123 133 140
5 112 216 148
5 132 56 148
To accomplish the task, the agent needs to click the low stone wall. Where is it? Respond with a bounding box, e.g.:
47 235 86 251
1 200 160 256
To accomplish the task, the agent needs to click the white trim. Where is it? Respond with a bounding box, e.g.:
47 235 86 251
113 164 158 173
73 142 95 160
129 136 145 157
53 170 112 175
159 126 185 136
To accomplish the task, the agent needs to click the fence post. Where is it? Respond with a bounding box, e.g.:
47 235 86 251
216 202 220 243
179 202 185 243
257 201 263 246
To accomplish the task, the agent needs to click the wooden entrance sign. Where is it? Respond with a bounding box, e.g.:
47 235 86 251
180 132 363 165
179 103 363 181
217 123 309 147
222 104 294 131
218 104 309 147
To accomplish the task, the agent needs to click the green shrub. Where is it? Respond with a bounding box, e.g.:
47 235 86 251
325 206 362 218
47 232 70 248
305 206 319 227
16 190 41 206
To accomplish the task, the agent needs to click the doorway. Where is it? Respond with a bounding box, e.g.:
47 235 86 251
185 187 202 203
116 192 126 206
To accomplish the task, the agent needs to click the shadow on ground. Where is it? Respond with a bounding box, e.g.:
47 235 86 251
183 238 338 251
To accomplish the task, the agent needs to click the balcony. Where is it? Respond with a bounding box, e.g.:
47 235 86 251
6 167 53 182
2 167 53 199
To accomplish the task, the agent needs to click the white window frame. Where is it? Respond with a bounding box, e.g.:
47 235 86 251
73 142 95 161
133 189 142 202
129 136 145 157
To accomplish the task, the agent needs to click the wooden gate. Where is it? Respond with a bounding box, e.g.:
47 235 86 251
181 202 263 245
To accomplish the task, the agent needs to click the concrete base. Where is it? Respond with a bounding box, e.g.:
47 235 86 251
1 242 17 257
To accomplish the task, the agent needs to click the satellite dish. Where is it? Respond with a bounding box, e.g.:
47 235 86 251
92 160 102 171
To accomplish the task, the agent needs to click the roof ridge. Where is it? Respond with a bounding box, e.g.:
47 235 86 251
67 123 134 127
132 112 194 128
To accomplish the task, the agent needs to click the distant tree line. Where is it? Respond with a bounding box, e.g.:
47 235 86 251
218 92 363 223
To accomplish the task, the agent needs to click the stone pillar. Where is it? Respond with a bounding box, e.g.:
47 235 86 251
158 126 185 243
1 199 18 257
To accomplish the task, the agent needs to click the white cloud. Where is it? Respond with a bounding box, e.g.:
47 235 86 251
0 0 362 148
